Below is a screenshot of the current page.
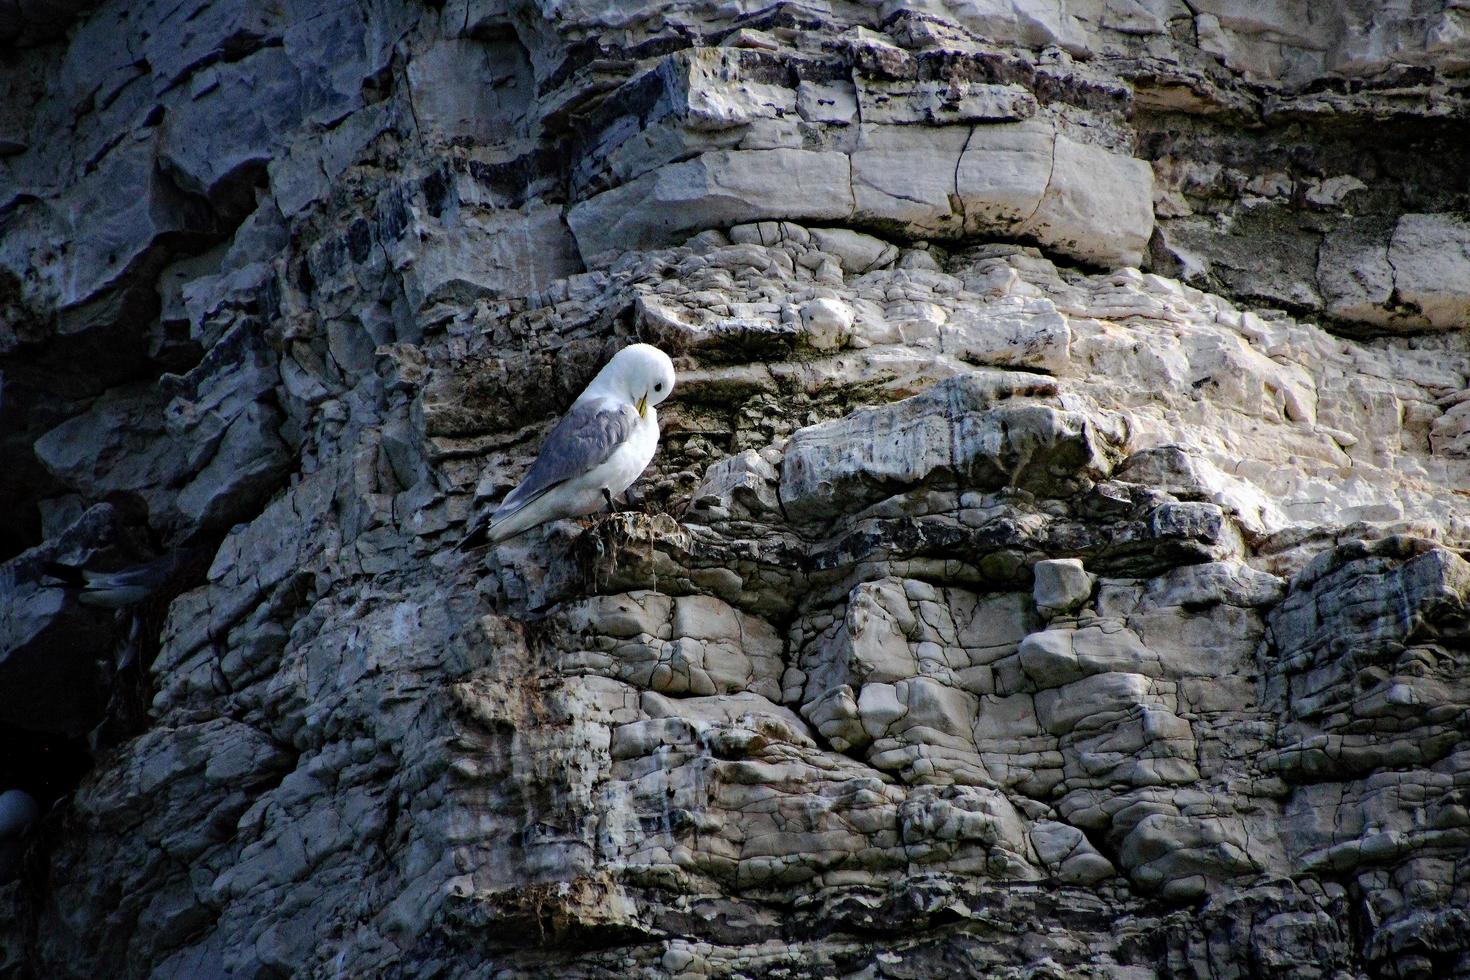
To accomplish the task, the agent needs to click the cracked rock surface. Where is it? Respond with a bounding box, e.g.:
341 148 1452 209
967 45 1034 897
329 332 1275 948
2 1 1469 978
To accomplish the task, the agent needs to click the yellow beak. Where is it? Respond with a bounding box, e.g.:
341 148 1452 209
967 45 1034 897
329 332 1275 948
636 393 648 417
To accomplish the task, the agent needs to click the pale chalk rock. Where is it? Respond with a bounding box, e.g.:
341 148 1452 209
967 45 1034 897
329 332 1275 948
1388 213 1470 330
553 591 785 702
807 227 898 274
799 298 854 352
567 149 854 263
690 449 782 520
1032 558 1094 618
779 372 1108 526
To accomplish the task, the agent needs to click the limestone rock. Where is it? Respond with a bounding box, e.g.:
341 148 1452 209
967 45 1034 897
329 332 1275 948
1388 213 1470 330
4 1 1470 977
568 149 855 264
798 298 854 352
1032 558 1094 618
779 372 1110 527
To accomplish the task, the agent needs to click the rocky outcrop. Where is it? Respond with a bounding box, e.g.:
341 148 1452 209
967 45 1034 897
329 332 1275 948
2 1 1469 978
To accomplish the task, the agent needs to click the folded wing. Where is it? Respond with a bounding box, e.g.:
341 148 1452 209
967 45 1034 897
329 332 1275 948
491 398 640 523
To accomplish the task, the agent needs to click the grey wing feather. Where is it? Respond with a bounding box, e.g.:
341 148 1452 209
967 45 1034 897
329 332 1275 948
494 400 639 518
41 551 176 592
83 556 174 590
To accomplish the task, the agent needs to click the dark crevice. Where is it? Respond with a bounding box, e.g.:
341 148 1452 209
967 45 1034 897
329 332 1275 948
0 149 275 561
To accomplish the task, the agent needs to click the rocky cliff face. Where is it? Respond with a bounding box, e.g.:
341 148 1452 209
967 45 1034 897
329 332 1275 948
2 1 1469 977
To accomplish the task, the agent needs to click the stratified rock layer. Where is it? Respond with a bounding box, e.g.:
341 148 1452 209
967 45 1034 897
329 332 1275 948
2 2 1469 978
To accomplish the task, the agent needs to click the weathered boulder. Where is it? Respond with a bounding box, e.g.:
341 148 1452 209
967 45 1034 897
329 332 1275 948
779 372 1110 526
1032 557 1093 617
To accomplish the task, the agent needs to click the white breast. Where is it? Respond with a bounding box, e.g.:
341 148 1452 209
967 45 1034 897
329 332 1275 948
593 409 660 497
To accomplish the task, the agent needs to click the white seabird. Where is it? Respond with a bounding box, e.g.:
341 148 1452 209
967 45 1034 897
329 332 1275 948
461 343 677 546
41 548 203 608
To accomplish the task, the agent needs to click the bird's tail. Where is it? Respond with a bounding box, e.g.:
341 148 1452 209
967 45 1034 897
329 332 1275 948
457 511 497 551
459 504 537 550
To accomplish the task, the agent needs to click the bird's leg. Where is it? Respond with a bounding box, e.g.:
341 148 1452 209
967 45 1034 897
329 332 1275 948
602 487 615 514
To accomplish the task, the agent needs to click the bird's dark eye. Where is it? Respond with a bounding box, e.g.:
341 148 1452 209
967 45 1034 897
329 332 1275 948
654 383 663 392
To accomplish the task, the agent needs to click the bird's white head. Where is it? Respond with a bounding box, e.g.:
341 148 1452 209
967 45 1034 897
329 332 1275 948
591 343 676 419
